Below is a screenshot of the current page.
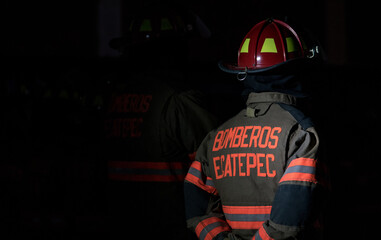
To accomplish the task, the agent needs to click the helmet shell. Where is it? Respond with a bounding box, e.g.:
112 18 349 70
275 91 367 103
220 19 309 74
109 5 191 51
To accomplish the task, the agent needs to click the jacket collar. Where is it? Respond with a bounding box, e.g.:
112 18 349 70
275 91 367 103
246 92 296 106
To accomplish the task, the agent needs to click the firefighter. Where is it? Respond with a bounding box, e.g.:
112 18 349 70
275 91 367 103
184 18 326 240
104 3 219 239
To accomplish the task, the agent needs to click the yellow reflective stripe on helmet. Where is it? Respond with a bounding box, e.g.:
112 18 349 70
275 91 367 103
140 19 152 32
240 38 250 53
286 37 297 52
161 18 173 31
261 38 277 53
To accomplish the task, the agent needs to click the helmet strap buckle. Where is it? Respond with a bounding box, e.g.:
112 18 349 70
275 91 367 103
307 46 319 59
237 67 248 81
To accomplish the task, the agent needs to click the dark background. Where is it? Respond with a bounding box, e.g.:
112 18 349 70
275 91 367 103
2 0 380 239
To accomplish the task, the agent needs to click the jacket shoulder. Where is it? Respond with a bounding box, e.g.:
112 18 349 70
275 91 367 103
278 103 314 130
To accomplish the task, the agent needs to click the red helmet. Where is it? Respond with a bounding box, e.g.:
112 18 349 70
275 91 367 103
219 18 318 76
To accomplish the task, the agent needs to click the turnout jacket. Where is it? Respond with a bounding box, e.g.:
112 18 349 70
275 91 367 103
184 92 321 240
104 74 219 239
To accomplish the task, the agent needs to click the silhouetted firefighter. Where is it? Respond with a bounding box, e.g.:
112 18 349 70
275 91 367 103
103 3 219 239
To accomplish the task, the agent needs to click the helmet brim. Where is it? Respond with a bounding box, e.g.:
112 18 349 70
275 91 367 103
218 57 318 75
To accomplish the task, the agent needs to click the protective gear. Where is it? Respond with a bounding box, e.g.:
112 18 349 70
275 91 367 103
219 18 320 75
104 71 219 239
184 92 325 240
104 4 218 239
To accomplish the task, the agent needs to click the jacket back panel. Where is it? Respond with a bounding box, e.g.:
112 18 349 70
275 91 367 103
205 103 298 237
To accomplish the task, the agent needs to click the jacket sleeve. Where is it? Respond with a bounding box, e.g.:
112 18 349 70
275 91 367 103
254 125 320 240
184 133 234 240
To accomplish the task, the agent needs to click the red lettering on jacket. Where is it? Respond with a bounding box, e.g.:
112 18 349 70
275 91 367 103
268 127 282 149
258 126 271 148
223 128 237 149
238 153 246 176
256 153 266 177
212 152 277 179
213 131 224 151
224 154 232 177
266 154 276 177
140 95 152 112
105 93 152 139
231 154 237 176
240 126 253 148
249 126 261 148
246 153 256 176
214 156 223 180
105 117 143 138
212 126 282 151
109 94 152 113
232 127 244 148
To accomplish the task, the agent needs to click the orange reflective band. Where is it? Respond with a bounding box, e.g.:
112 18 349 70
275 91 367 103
227 220 263 230
195 217 230 240
288 158 316 168
223 206 271 215
223 205 271 230
189 160 202 171
279 158 317 184
280 172 316 183
184 174 217 195
185 161 217 195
